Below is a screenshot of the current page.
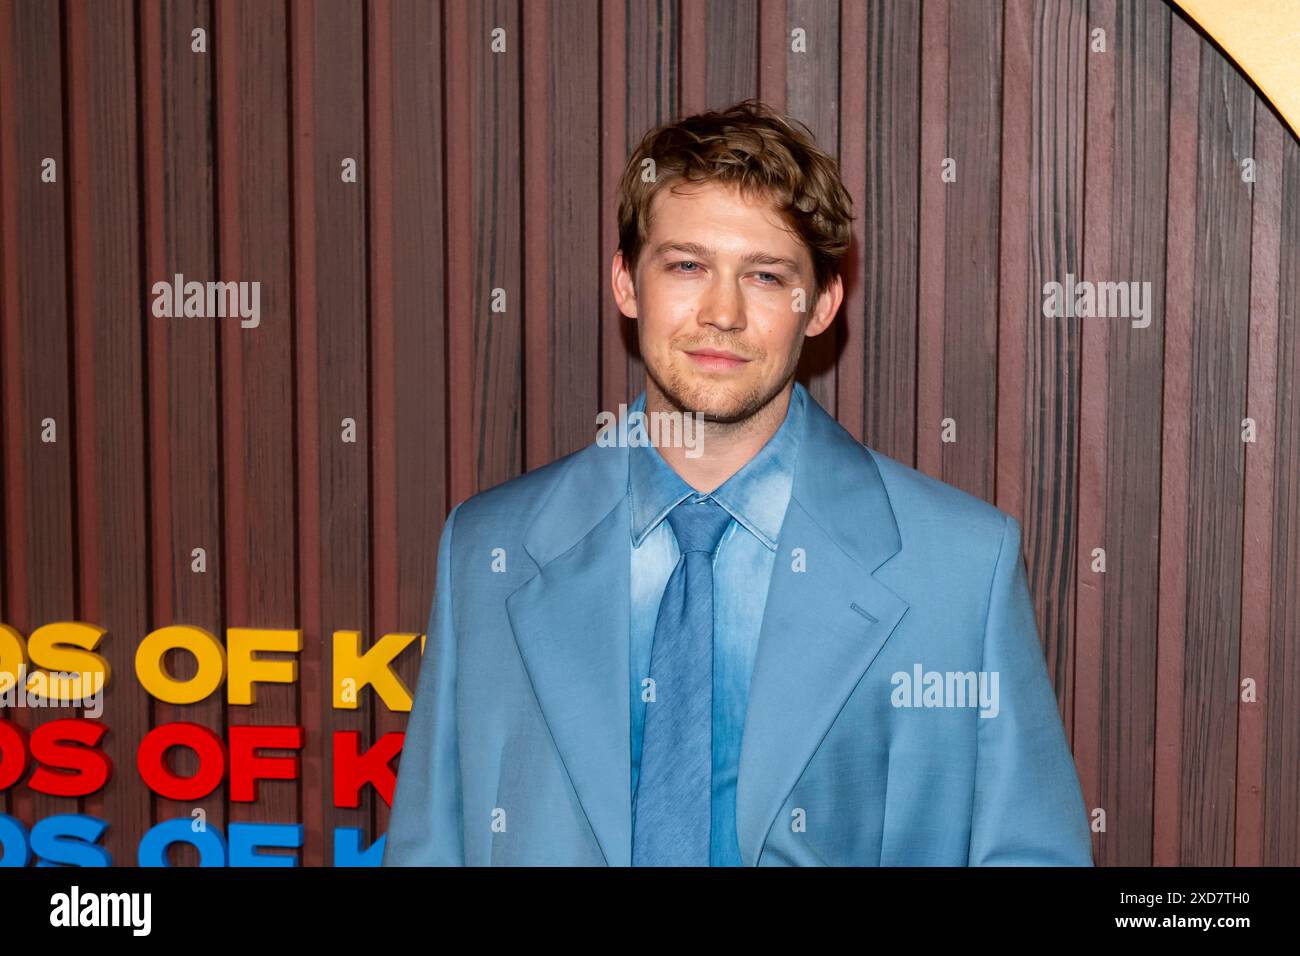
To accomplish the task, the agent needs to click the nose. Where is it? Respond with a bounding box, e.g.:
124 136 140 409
695 271 746 332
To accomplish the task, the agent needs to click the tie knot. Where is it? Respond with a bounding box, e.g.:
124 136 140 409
666 497 732 555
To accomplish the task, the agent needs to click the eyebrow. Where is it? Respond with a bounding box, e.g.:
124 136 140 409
652 241 802 272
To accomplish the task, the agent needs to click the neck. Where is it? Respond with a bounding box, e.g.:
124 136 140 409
646 379 794 493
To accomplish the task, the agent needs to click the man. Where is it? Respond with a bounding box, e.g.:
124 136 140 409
382 99 1093 867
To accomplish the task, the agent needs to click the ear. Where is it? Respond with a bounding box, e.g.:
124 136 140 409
612 250 639 319
803 274 843 337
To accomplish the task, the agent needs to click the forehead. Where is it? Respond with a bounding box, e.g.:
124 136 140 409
646 180 806 253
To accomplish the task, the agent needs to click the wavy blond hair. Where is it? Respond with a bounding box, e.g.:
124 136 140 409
617 98 855 302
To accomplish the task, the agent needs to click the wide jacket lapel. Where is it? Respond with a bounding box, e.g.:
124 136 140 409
735 390 911 866
500 386 911 868
504 440 633 866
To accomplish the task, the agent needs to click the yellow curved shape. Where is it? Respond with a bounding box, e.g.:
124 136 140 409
1172 0 1300 138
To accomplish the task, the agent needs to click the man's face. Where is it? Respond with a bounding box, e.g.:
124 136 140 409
612 180 840 423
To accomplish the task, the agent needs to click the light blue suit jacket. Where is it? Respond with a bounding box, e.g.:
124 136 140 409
382 384 1094 866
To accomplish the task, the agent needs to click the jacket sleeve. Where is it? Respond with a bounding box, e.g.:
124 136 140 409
966 514 1094 866
382 502 465 866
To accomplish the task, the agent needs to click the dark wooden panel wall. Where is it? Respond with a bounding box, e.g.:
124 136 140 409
0 0 1295 866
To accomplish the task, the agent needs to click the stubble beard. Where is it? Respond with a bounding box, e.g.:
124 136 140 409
647 337 804 427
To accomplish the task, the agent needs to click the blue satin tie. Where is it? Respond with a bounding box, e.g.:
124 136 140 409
632 496 734 866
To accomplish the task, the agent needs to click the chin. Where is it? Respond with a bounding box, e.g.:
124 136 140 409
659 369 770 423
685 392 752 422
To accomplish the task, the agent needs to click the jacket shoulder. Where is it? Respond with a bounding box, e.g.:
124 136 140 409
448 443 589 537
864 445 1011 544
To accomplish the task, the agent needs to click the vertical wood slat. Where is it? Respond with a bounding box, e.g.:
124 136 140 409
834 0 866 444
523 0 551 469
996 0 1032 518
144 0 227 865
939 0 1000 500
1023 0 1087 731
305 0 372 868
599 0 628 414
66 0 153 867
443 0 471 507
0 0 79 840
998 0 1089 746
1113 0 1171 867
390 0 449 655
520 0 574 464
0 0 15 828
366 0 397 854
140 0 227 865
1237 97 1283 868
445 0 522 500
373 0 448 847
679 0 706 118
916 0 948 479
704 0 759 109
1154 11 1199 868
614 0 679 406
218 0 299 858
393 0 448 661
1086 0 1171 866
536 0 603 463
1265 131 1300 865
757 0 786 107
289 0 324 867
855 0 919 462
1076 0 1113 868
1181 34 1255 867
786 0 839 414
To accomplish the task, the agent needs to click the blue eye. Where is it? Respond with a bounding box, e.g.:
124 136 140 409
671 261 699 273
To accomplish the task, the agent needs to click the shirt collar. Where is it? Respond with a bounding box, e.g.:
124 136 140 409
627 384 805 551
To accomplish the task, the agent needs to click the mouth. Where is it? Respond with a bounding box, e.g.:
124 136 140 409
683 347 752 371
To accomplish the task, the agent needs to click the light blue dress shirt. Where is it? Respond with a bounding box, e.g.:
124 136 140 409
627 385 805 865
